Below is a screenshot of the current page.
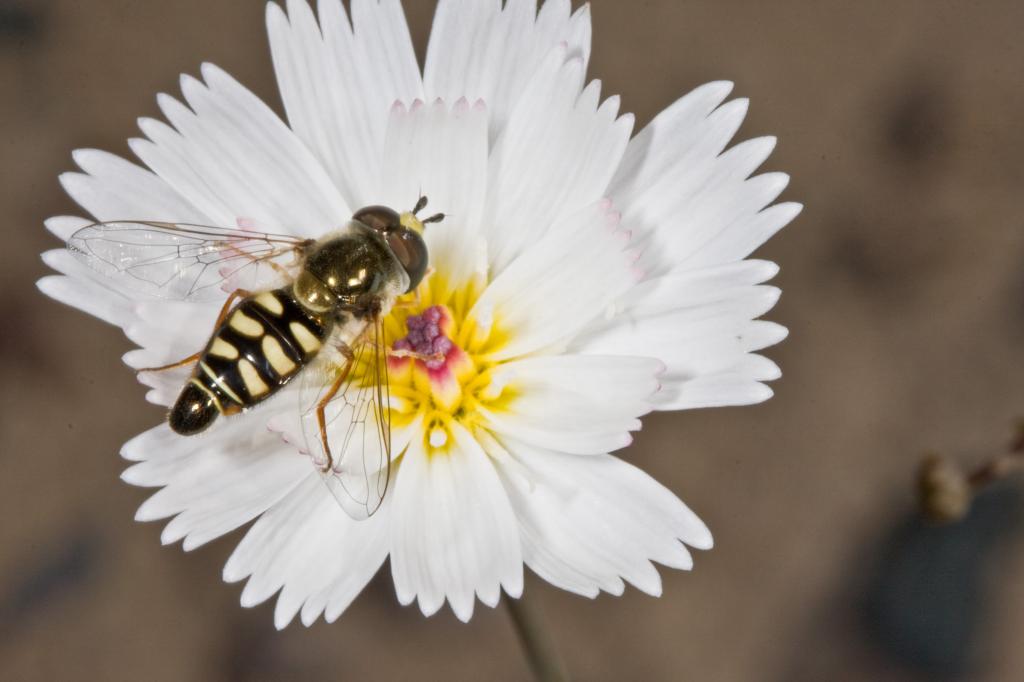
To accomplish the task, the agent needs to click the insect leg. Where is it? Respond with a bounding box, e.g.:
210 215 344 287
261 259 291 279
136 289 252 373
316 343 356 473
211 288 253 327
137 351 203 373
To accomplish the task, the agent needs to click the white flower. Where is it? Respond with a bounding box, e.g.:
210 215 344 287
38 0 799 627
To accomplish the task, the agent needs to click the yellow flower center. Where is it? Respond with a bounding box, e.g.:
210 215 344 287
381 272 516 456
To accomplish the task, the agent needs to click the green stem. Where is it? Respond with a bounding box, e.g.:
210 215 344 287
505 592 570 682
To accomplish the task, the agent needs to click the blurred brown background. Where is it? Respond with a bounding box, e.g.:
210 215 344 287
3 0 1024 680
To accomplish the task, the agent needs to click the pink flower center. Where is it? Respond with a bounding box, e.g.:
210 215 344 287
393 305 455 370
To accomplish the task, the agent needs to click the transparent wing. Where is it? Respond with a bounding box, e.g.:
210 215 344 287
67 220 313 302
299 315 392 520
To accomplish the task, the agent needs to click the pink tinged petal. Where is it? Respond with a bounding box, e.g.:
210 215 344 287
424 0 591 141
221 475 390 629
130 63 348 237
377 98 489 291
495 439 712 598
266 0 421 209
483 49 633 273
470 200 634 361
59 149 208 224
122 422 310 552
480 354 662 455
390 423 523 622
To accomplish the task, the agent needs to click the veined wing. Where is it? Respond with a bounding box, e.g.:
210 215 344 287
299 315 392 520
67 220 314 302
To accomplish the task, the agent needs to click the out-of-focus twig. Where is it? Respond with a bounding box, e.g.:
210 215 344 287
918 419 1024 523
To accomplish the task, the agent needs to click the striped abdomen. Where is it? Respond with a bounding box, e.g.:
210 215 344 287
169 288 330 435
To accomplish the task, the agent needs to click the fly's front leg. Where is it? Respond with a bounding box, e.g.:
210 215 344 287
136 289 252 373
316 343 356 473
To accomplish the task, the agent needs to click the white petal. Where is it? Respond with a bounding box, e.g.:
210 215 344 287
267 0 421 208
610 81 734 207
59 149 208 224
349 0 423 100
44 215 91 241
481 354 661 455
390 423 523 621
579 325 786 410
122 352 186 407
688 201 803 268
574 259 787 409
222 475 389 629
118 299 221 406
470 200 634 360
122 300 218 369
377 98 489 292
39 247 135 327
39 203 210 333
652 371 776 410
495 439 711 598
610 83 799 276
424 0 591 141
122 422 310 551
37 273 130 328
620 259 780 317
483 50 633 273
131 63 348 236
43 269 218 407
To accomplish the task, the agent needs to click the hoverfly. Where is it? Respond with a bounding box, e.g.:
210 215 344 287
67 199 444 519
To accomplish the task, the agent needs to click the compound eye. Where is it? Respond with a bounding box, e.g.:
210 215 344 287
352 206 401 233
386 229 429 293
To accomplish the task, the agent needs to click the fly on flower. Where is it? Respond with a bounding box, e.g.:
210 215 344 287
40 0 800 627
68 200 444 519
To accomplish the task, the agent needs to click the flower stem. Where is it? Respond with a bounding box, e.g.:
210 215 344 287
505 593 569 682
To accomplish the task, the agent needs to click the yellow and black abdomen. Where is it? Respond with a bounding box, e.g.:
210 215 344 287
169 288 329 435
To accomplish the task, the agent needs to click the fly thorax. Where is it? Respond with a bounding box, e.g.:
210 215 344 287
300 227 406 309
293 270 337 313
